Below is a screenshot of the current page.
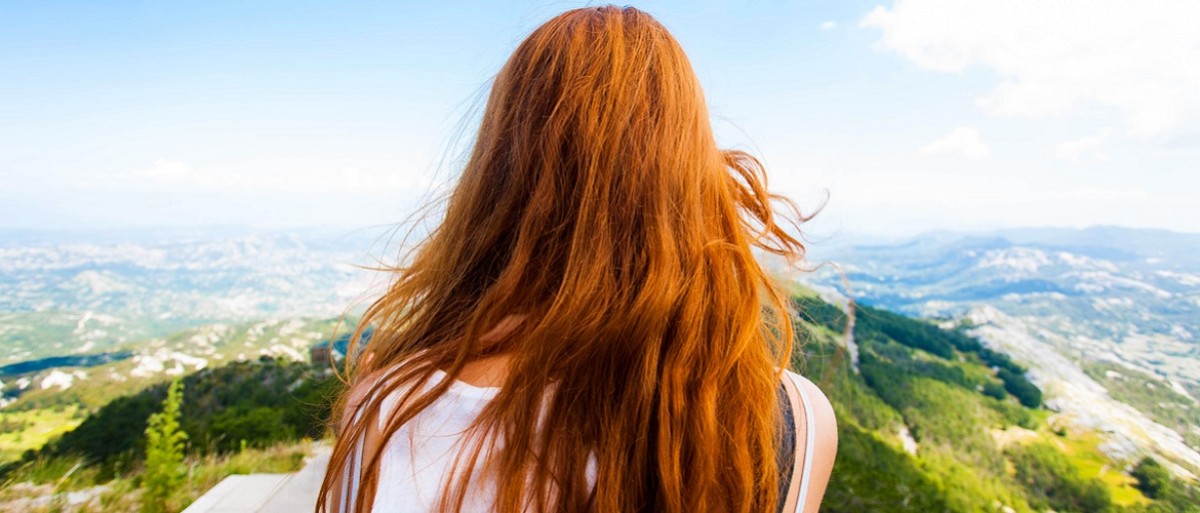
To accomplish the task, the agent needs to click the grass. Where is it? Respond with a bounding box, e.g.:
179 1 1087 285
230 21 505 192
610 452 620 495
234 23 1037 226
0 406 84 463
0 315 344 465
1048 428 1149 506
0 439 316 513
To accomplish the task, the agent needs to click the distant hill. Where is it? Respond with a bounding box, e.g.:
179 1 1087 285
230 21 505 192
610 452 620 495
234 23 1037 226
29 358 335 478
0 317 345 462
806 225 1200 478
1 317 343 411
0 229 377 363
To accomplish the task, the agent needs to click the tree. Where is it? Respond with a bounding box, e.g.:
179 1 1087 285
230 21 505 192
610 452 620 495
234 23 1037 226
997 368 1043 408
1131 457 1171 499
981 380 1007 400
142 379 187 513
209 406 293 452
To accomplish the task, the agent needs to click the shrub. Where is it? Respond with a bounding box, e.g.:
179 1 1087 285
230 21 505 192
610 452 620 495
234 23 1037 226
142 379 187 513
997 368 1042 408
1007 442 1112 513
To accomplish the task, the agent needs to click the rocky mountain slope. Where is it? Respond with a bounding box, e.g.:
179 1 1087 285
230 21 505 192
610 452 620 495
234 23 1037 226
0 228 378 461
805 226 1200 477
0 228 377 364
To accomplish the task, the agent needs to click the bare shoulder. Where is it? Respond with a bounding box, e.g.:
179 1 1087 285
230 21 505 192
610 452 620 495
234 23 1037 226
340 365 405 432
784 371 838 445
346 367 393 409
783 370 839 513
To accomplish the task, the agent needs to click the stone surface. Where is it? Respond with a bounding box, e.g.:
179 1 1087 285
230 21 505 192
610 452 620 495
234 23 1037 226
184 445 331 513
182 475 290 513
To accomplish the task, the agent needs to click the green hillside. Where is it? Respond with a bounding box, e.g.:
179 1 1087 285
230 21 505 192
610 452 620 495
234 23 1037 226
0 317 344 462
1083 361 1200 449
793 294 1197 513
2 294 1197 512
12 358 336 478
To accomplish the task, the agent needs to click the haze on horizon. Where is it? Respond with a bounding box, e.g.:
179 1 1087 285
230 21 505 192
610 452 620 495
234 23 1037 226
2 0 1199 240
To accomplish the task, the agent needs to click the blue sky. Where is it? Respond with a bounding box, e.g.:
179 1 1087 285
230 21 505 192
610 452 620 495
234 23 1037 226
2 0 1198 239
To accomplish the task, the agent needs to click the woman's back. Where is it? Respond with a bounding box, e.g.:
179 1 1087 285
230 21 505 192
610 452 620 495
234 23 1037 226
369 368 502 512
349 361 836 513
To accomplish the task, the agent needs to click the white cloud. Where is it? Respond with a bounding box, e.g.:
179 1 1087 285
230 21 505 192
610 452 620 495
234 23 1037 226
819 20 839 30
1055 130 1112 162
142 159 195 181
919 127 990 159
862 0 1200 139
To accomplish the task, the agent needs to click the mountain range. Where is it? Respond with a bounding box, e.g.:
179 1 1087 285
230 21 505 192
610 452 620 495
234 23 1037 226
1 225 1198 512
805 226 1200 477
0 228 379 364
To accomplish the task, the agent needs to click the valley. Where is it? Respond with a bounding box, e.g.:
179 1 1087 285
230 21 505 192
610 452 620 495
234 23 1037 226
1 226 1198 512
0 228 376 363
806 226 1200 478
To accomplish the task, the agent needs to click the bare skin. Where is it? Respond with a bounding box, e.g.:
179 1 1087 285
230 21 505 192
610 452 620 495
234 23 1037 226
791 373 839 513
453 315 524 388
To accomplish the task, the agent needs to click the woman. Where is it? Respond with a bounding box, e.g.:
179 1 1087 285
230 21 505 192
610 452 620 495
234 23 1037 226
319 5 837 513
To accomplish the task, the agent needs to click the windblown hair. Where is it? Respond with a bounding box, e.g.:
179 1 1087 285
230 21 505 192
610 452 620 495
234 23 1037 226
318 5 808 513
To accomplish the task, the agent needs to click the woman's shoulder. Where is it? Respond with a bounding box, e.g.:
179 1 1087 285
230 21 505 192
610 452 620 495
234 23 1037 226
782 369 837 451
782 370 837 434
782 369 838 513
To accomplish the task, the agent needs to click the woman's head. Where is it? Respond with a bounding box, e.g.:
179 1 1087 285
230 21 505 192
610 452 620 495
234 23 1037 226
321 5 808 512
421 4 805 345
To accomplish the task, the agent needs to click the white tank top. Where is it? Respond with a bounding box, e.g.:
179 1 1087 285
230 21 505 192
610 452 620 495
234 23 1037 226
360 368 501 512
344 369 817 512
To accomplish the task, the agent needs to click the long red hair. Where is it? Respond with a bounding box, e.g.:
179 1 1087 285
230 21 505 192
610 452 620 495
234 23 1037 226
318 5 807 512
